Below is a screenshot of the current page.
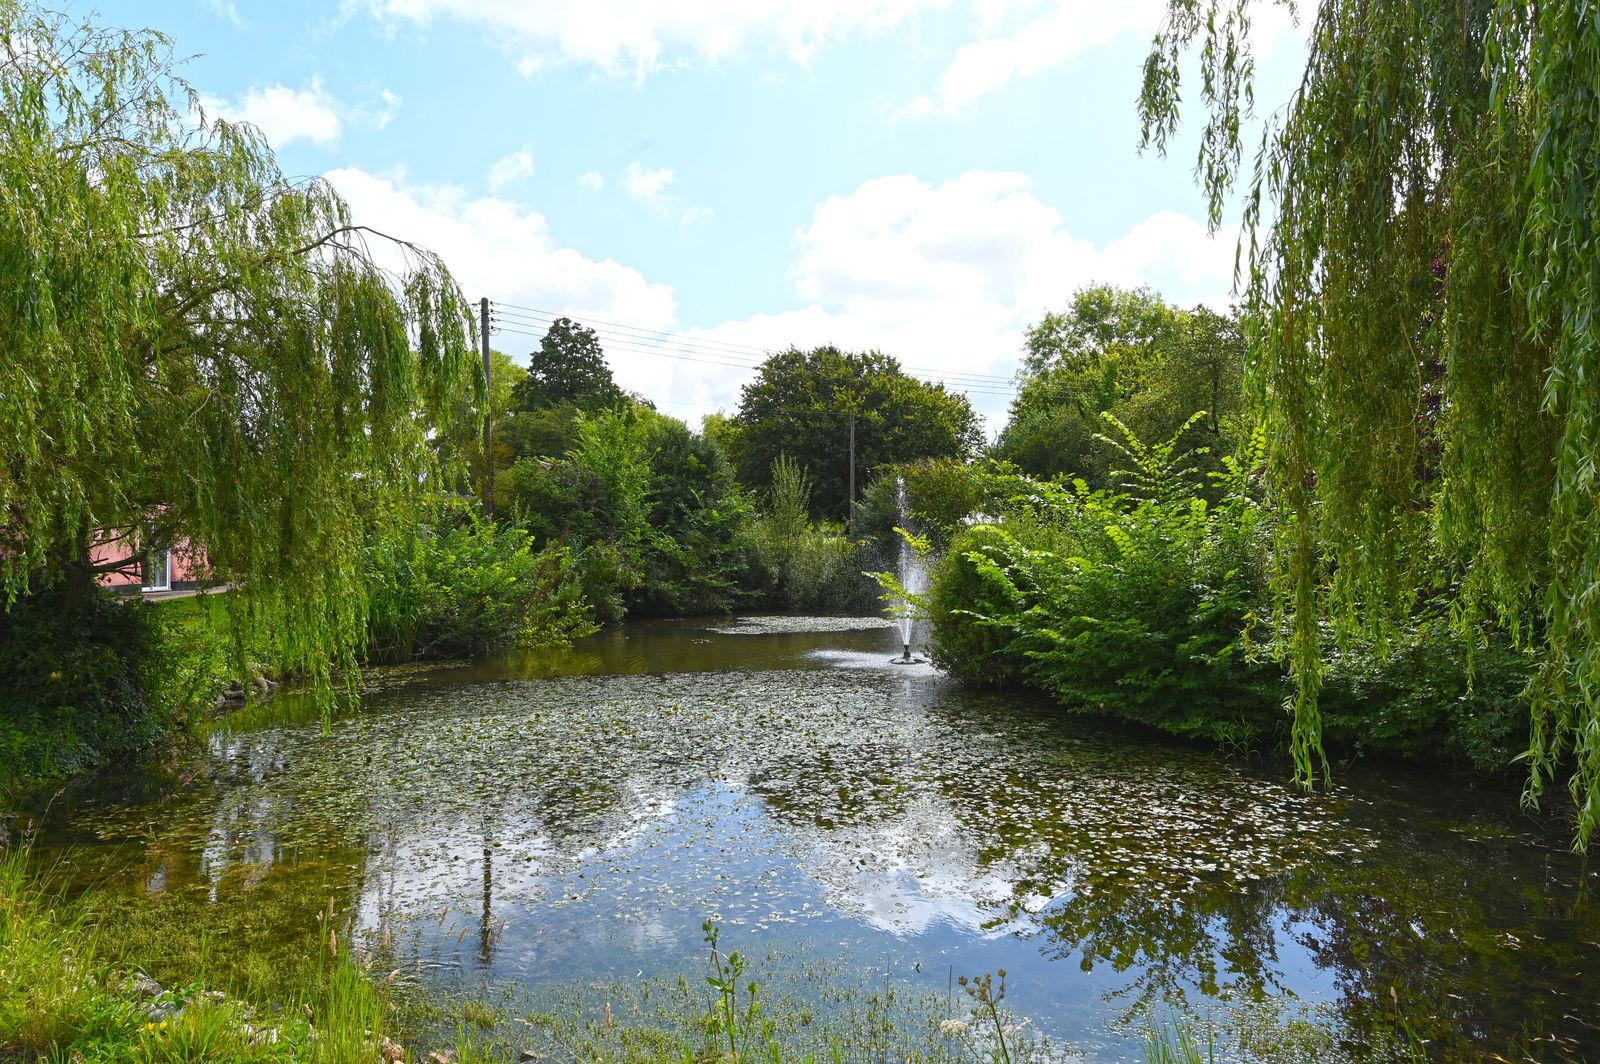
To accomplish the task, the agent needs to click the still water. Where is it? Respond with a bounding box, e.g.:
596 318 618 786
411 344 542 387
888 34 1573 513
21 616 1600 1061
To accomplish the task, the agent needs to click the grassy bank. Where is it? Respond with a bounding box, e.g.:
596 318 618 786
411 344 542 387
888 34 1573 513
0 842 446 1064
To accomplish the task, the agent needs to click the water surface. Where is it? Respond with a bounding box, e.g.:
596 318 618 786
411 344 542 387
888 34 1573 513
23 616 1600 1061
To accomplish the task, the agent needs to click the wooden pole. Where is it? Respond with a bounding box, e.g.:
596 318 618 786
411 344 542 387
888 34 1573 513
848 411 857 530
480 297 493 517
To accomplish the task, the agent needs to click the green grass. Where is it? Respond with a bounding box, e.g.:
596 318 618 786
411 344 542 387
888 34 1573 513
0 843 490 1064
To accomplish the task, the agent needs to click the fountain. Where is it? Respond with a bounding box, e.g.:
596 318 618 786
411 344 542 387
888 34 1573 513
888 476 927 665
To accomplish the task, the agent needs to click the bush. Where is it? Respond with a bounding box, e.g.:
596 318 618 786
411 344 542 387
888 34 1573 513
501 410 654 623
854 458 995 557
741 517 879 614
0 583 164 795
1320 620 1533 772
743 458 880 614
926 417 1284 746
629 415 761 616
924 523 1038 688
365 505 595 661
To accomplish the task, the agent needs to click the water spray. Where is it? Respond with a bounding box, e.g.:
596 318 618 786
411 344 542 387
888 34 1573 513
889 641 924 665
887 475 929 666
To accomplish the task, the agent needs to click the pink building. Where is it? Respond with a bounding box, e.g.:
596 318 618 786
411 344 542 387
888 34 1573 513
91 530 208 596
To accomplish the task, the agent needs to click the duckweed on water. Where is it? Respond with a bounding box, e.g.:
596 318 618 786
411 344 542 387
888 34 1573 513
52 669 1374 936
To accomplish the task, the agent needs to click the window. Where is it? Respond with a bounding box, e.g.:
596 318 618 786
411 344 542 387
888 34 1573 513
141 545 171 592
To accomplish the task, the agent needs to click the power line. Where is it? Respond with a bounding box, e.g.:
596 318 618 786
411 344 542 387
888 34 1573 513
490 323 783 373
487 301 1022 398
491 315 1103 405
491 314 766 368
490 324 788 374
494 301 788 362
490 301 1021 388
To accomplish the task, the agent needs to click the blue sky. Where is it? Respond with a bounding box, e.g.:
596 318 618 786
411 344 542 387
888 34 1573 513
75 0 1304 433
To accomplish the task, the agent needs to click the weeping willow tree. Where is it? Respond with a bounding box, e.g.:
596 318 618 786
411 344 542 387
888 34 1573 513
1140 0 1600 844
0 1 479 697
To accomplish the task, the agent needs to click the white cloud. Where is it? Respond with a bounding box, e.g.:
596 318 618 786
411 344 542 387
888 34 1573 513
322 168 1235 435
622 161 715 224
206 80 401 148
1100 209 1243 291
674 172 1238 430
578 170 606 191
205 0 243 25
209 79 343 147
897 0 1165 118
486 148 535 190
323 167 677 329
622 161 676 206
351 0 947 76
353 88 403 131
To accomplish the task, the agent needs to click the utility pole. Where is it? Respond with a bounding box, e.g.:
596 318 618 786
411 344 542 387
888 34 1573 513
480 297 493 517
847 411 857 530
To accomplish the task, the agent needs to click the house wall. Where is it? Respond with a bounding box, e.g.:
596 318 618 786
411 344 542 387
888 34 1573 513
92 534 207 591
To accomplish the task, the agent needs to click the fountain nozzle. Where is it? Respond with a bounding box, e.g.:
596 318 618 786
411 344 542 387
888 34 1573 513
889 642 924 665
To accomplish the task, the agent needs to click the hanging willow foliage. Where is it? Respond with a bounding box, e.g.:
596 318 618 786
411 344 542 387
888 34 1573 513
1140 0 1600 846
0 2 479 700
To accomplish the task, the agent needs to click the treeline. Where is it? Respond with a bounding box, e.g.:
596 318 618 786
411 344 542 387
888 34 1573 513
1 307 987 794
397 320 981 650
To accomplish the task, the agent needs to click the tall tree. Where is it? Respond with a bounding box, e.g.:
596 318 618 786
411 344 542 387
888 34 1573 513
729 346 982 522
1141 0 1600 843
0 2 478 694
995 287 1246 485
510 316 625 413
1021 283 1181 376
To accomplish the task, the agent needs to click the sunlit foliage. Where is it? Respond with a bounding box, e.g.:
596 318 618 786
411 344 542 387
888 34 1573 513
1141 0 1600 844
995 286 1249 486
932 418 1280 743
728 346 983 522
0 2 477 697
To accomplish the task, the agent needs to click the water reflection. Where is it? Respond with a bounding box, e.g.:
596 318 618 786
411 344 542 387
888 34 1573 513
21 617 1600 1061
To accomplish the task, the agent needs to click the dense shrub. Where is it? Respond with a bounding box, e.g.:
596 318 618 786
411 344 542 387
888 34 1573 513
0 584 161 793
742 457 880 614
502 410 653 622
854 458 996 556
923 523 1037 688
365 506 594 662
922 418 1532 770
1320 621 1533 772
629 416 764 616
745 522 879 614
926 419 1284 746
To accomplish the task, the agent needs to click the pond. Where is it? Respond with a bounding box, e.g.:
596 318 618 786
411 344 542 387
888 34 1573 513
18 616 1600 1062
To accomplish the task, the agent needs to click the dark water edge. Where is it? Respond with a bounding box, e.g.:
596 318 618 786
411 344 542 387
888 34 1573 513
12 615 1600 1063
